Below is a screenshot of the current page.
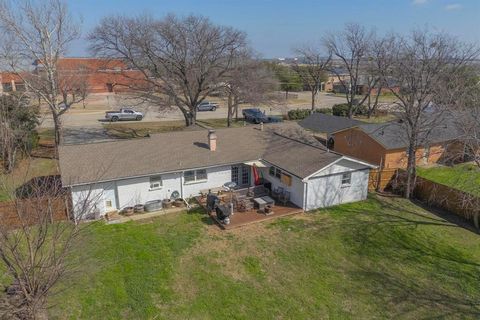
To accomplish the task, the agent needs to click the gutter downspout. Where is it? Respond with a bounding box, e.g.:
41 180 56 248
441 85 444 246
302 180 308 211
180 172 184 200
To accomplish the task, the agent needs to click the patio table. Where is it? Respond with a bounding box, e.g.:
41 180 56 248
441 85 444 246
253 197 268 211
261 196 275 207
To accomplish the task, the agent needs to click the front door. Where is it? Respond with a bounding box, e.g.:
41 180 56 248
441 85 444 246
232 165 251 187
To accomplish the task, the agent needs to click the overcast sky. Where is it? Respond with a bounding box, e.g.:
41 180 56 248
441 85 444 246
66 0 480 58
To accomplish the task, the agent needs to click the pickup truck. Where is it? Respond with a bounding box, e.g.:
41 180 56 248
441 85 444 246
105 108 144 121
242 108 283 124
242 108 270 124
196 101 219 111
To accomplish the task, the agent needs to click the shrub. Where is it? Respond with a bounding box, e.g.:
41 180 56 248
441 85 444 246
287 108 333 120
332 104 349 117
332 104 368 117
288 109 311 120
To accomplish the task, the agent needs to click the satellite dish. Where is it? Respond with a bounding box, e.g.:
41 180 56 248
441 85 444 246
170 191 180 200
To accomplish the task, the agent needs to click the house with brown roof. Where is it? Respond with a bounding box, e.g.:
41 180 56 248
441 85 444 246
59 125 375 218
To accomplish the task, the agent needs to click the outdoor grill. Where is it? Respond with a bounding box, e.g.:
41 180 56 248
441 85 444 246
215 204 231 220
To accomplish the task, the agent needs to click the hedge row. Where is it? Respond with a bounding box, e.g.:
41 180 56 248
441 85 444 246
287 108 332 120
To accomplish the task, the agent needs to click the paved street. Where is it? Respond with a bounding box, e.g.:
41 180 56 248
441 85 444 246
39 92 347 130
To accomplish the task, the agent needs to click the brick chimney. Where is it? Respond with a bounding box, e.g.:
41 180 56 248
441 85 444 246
208 130 217 151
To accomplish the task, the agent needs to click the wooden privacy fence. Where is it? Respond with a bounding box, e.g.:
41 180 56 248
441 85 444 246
413 176 480 224
0 196 71 229
368 168 399 192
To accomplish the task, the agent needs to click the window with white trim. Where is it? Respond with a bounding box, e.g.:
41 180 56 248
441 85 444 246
196 169 207 181
184 169 208 183
149 176 162 190
341 172 351 186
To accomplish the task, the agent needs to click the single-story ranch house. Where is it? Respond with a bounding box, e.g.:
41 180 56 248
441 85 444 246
58 125 375 218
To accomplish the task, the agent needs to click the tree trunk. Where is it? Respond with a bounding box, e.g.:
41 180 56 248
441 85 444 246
227 92 233 127
285 90 289 100
348 102 354 119
311 91 316 111
367 93 372 119
52 113 63 146
404 141 417 199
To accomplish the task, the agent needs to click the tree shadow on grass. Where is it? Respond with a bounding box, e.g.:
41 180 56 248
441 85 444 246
269 196 480 317
333 198 480 317
350 267 480 319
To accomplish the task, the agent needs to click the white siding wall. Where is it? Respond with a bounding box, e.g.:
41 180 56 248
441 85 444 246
182 165 232 198
258 167 304 208
70 159 371 217
70 165 236 216
305 159 370 211
116 172 181 208
71 182 113 219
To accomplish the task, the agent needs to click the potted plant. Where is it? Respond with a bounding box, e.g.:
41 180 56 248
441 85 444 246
162 198 173 209
122 207 134 216
134 204 145 213
174 198 185 207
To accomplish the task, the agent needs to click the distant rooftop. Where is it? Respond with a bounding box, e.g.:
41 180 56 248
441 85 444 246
299 113 363 135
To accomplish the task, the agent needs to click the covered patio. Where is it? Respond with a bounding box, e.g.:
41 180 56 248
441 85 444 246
196 184 303 230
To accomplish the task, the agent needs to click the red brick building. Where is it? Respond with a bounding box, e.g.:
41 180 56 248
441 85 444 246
1 57 147 94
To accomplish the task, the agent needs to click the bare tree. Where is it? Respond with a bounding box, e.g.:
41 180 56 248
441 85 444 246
362 34 396 118
378 30 479 198
223 56 278 126
88 14 248 127
0 163 99 319
323 23 374 118
451 66 480 166
0 0 84 146
292 45 331 110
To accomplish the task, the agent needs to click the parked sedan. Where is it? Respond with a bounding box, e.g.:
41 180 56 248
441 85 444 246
196 101 218 111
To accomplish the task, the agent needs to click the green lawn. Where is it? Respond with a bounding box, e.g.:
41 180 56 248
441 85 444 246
417 164 480 196
103 121 187 138
103 119 247 139
11 195 476 319
196 118 246 128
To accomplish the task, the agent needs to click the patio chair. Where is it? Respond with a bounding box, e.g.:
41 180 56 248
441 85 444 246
278 191 290 206
272 187 284 200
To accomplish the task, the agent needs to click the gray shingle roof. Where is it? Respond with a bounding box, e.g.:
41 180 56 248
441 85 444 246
59 125 343 186
299 113 363 134
358 120 462 150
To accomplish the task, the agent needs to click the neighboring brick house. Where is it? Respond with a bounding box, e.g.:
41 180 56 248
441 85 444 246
0 72 26 93
34 57 147 94
2 58 147 94
331 121 465 169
